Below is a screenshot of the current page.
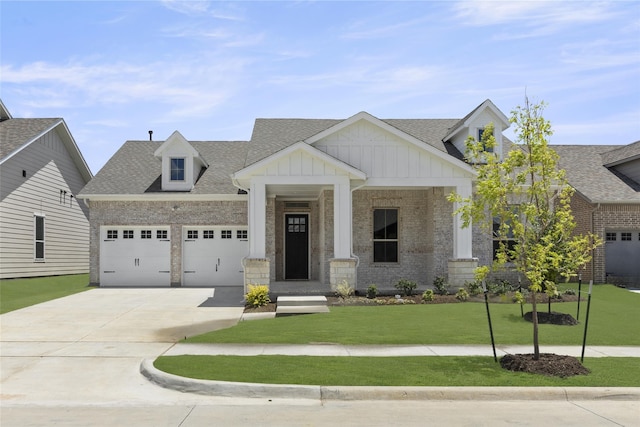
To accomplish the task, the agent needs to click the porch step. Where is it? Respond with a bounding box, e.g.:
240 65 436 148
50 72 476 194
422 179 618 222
275 296 329 316
276 296 328 307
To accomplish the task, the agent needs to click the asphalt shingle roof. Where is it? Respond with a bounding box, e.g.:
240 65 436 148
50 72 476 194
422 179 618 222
0 118 61 161
552 145 640 203
601 140 640 166
80 141 249 196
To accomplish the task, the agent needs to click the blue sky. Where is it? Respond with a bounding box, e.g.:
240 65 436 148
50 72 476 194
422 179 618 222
2 1 639 174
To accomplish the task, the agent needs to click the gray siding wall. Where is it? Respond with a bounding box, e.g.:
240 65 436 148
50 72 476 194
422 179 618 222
87 199 247 285
0 129 90 279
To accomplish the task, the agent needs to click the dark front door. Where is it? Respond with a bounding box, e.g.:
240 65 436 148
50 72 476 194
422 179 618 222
285 214 309 280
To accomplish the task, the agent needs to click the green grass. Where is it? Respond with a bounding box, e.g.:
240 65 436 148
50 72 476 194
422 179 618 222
154 355 640 387
186 284 640 346
0 274 91 314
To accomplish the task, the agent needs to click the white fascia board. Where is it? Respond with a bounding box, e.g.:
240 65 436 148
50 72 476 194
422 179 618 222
365 177 474 188
232 141 367 181
57 120 94 181
153 130 199 158
443 100 510 141
77 193 248 202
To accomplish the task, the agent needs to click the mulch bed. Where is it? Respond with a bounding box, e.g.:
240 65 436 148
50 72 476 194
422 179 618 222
501 353 590 378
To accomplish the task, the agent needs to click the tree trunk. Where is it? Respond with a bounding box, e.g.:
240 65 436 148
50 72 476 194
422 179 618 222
531 290 540 360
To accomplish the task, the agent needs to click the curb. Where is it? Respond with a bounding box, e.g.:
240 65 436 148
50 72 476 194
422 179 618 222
140 359 640 401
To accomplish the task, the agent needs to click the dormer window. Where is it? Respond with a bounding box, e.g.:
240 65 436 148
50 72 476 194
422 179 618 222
170 158 185 181
478 128 494 153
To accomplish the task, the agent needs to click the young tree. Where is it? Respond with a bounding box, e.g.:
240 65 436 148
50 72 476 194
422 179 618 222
448 98 601 360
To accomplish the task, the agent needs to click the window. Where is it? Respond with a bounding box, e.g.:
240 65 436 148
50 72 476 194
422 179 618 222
287 217 306 233
141 230 152 239
170 158 185 181
221 230 232 239
478 128 494 153
621 232 632 241
123 230 134 239
606 232 616 241
492 209 518 260
187 230 198 239
203 230 214 239
237 230 248 240
157 230 168 239
107 230 118 239
34 215 45 261
373 209 398 263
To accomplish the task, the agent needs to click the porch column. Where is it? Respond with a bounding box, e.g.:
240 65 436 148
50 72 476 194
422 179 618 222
452 182 473 259
333 178 352 259
249 180 266 258
448 181 477 287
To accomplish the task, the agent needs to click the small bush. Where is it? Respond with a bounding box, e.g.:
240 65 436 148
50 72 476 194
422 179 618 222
433 276 449 295
563 288 576 296
395 279 417 296
366 284 378 299
486 279 512 296
456 288 469 301
335 280 355 299
422 289 435 302
512 290 525 304
245 284 270 307
465 280 483 296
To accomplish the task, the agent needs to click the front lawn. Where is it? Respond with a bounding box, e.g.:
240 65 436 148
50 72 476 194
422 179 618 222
186 284 640 346
154 355 640 387
0 274 91 314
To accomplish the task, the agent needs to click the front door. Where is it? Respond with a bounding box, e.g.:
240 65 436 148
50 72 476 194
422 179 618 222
285 214 309 280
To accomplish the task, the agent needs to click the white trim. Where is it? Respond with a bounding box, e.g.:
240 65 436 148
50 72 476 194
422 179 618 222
78 194 248 202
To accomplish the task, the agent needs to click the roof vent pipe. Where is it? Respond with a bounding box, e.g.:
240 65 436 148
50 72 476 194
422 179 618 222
148 130 153 141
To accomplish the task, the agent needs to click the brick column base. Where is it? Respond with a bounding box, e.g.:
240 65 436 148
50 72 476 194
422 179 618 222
243 258 270 293
447 258 478 288
329 258 357 290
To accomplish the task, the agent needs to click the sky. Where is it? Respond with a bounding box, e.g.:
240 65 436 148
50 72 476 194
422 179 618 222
1 1 639 174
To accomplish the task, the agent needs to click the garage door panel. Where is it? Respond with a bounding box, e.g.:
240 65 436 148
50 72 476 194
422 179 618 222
605 231 640 285
100 227 171 287
183 227 248 287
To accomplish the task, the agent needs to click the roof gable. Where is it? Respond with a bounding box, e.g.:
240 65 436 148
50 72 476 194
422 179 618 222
443 99 509 141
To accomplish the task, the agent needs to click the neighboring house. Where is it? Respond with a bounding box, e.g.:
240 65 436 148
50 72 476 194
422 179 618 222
553 142 640 286
77 99 638 291
0 100 92 279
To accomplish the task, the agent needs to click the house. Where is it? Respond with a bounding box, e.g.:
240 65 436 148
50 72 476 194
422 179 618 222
552 142 640 286
77 99 639 291
0 99 93 279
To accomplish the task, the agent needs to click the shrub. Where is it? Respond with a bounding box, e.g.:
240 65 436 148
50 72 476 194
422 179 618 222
245 284 270 307
366 284 378 299
422 289 435 302
486 279 512 296
335 280 355 299
433 276 450 295
512 290 525 304
456 288 469 301
465 280 483 296
563 288 576 296
395 279 417 296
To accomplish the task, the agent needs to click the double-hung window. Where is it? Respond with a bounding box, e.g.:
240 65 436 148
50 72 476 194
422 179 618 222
34 215 45 261
373 209 398 263
170 158 185 181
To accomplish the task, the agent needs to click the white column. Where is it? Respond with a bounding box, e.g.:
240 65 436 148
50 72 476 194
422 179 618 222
452 181 473 259
333 178 352 259
249 180 266 258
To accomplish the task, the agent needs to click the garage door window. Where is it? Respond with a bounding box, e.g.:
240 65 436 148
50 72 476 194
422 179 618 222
203 230 214 239
187 230 198 239
221 230 232 239
107 230 118 239
157 230 167 239
621 232 632 241
237 230 248 239
606 232 616 241
141 230 152 239
123 230 134 239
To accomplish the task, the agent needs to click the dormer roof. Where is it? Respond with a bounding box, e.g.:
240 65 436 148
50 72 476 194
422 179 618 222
442 99 509 142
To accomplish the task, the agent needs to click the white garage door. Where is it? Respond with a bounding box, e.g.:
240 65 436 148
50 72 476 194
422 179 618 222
182 227 248 287
100 227 171 287
605 230 640 285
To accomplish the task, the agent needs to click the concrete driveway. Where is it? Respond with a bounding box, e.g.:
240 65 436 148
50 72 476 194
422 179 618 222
0 288 244 405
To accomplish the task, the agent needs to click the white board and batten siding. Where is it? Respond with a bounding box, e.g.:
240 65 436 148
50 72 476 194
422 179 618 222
0 129 90 279
313 120 472 184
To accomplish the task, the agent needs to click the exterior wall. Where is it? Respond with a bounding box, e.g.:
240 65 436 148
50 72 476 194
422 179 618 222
0 129 90 279
87 199 246 285
592 203 640 283
570 193 596 283
351 189 443 291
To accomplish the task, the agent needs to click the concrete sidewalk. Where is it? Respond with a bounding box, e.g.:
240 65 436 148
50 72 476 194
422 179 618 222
164 343 640 358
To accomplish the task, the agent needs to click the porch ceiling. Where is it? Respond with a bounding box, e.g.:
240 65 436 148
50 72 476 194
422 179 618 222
267 183 330 198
